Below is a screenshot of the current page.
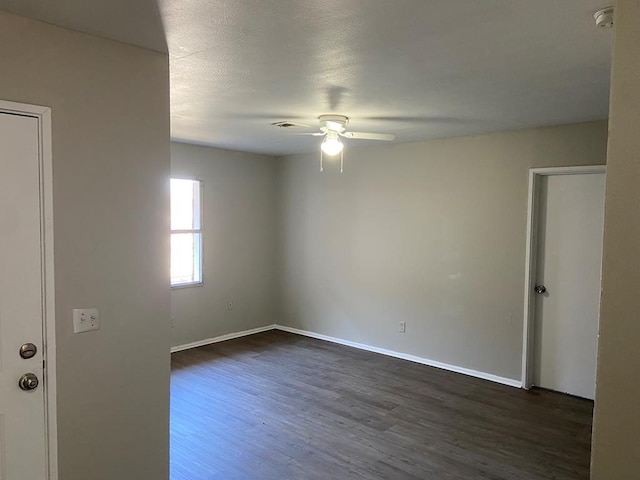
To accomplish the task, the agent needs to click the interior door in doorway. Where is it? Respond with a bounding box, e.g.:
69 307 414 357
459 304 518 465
0 112 48 479
532 172 605 400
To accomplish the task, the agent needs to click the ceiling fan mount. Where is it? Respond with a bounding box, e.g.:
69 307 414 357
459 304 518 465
311 114 395 142
318 114 349 134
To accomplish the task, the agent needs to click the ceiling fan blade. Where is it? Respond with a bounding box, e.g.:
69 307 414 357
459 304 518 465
342 131 395 141
291 132 325 136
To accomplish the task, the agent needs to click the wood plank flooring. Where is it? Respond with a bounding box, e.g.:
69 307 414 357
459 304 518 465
171 330 593 480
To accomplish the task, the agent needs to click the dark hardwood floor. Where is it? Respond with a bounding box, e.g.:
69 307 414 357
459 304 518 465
171 330 593 480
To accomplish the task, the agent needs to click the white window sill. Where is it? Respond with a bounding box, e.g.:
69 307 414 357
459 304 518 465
171 282 203 290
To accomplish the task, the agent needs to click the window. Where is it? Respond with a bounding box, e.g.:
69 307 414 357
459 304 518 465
170 178 202 287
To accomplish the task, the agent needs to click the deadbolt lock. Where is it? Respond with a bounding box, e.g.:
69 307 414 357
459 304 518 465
19 343 37 359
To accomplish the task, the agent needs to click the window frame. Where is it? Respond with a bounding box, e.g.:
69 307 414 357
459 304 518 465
170 177 204 289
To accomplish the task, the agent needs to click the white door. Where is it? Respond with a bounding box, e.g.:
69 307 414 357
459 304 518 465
0 112 48 479
532 172 605 400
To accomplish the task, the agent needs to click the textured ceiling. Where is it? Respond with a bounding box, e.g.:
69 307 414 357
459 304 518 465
1 1 613 156
0 0 167 53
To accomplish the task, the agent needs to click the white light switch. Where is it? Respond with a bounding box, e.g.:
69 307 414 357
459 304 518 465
73 308 100 333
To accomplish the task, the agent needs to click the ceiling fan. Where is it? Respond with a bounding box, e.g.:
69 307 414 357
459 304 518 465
300 115 395 172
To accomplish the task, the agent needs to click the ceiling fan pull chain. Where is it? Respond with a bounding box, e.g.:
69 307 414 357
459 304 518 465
320 151 324 172
340 150 344 173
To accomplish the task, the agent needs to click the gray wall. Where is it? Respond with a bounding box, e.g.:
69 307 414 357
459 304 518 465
278 122 608 382
591 0 640 477
0 13 170 480
171 142 279 347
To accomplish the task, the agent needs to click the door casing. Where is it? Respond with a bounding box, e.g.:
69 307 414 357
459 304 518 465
521 165 606 390
0 99 57 479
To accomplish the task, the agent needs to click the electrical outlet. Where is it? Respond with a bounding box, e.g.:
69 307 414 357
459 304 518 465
399 321 406 333
170 317 175 328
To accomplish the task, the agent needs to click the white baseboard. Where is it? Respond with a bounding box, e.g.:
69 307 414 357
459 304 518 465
171 323 521 389
171 324 277 353
274 325 522 389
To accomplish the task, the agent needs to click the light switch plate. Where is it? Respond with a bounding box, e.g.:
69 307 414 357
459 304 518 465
73 308 100 333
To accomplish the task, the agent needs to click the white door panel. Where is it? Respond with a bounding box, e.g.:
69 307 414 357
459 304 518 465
533 173 605 400
0 112 47 479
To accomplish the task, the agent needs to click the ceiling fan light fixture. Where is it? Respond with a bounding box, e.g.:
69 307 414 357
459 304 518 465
321 135 343 156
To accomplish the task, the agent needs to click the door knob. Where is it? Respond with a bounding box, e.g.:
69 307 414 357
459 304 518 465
18 373 39 391
19 343 38 359
535 285 547 294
